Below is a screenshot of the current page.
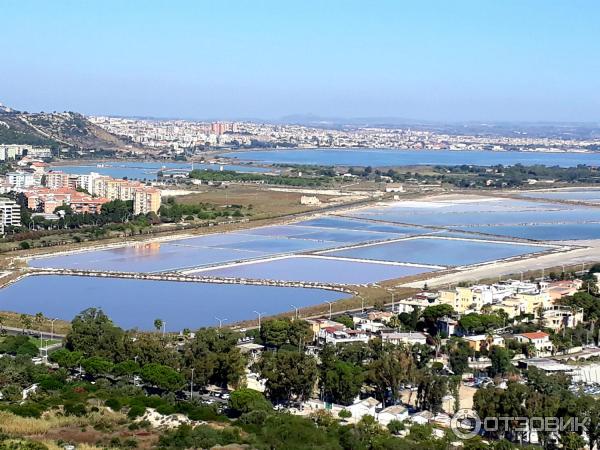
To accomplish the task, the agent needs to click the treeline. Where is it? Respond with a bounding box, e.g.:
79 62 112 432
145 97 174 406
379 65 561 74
189 169 331 187
158 196 246 222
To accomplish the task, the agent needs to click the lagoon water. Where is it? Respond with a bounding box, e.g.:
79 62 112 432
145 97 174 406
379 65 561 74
323 237 549 266
221 149 600 168
0 275 346 331
453 223 600 241
194 256 435 284
54 161 268 180
521 190 600 203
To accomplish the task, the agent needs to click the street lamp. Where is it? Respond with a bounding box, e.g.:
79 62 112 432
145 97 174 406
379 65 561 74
385 288 395 313
162 321 166 337
290 304 299 319
325 301 333 320
50 318 58 342
190 368 195 400
357 295 365 313
215 317 227 328
253 311 265 329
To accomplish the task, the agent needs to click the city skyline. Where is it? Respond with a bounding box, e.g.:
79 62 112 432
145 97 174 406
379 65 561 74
2 1 599 122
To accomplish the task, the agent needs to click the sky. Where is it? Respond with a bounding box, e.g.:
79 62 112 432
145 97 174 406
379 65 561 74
1 0 599 122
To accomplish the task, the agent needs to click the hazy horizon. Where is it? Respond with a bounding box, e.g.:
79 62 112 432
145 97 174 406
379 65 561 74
2 0 599 122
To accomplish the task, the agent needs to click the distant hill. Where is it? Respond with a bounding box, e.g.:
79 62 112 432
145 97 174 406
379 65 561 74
0 105 141 151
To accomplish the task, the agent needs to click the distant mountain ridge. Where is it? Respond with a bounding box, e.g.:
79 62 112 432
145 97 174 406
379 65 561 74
0 104 138 150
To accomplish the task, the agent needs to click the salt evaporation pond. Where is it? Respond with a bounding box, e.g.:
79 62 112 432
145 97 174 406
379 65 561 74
521 190 600 203
0 275 346 331
453 223 600 241
322 237 551 266
193 256 436 284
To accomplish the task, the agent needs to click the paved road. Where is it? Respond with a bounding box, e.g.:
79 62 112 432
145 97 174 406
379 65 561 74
1 325 66 340
401 240 600 288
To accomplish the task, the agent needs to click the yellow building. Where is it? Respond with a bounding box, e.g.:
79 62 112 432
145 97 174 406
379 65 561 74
513 290 551 316
133 188 161 215
91 177 161 215
438 285 492 314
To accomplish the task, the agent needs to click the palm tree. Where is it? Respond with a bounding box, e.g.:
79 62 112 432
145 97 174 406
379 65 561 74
20 314 32 334
34 312 44 330
153 319 163 333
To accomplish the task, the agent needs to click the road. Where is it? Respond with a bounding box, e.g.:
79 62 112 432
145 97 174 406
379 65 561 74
1 325 66 340
400 239 600 288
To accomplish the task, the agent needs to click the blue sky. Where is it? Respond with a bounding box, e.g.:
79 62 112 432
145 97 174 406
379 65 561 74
1 0 599 121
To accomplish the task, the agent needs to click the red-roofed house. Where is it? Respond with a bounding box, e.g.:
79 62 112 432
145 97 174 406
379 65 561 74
515 331 553 355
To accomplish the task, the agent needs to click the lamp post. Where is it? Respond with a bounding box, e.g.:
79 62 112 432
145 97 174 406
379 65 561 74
215 317 227 328
253 311 265 329
325 301 333 320
290 304 299 319
190 368 195 400
386 288 395 313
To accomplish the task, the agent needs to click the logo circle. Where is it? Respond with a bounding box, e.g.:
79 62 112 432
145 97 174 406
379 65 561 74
451 408 481 439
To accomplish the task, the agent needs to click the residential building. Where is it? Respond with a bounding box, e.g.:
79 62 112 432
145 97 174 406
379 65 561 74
0 197 21 229
0 144 28 161
347 397 381 421
133 187 161 215
5 171 35 189
463 334 505 352
91 177 161 214
381 331 427 346
317 327 370 346
21 188 109 214
377 405 409 426
542 305 584 332
45 171 77 189
438 285 494 313
514 331 553 355
25 147 52 159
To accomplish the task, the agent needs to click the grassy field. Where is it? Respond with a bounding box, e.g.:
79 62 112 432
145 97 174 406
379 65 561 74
0 311 71 335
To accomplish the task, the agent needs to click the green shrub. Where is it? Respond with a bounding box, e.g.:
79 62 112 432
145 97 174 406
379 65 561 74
64 402 87 417
127 404 146 419
105 398 122 411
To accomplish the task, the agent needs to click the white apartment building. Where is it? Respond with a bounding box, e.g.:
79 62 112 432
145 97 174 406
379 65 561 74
0 144 28 161
5 172 35 189
76 172 101 194
0 197 21 230
25 147 52 159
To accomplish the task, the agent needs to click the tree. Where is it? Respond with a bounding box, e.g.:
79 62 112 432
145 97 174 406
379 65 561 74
65 308 126 361
417 372 448 413
154 318 163 333
140 363 185 391
489 346 512 377
113 360 140 377
49 349 84 368
322 360 364 406
20 314 32 333
81 356 114 376
258 350 318 404
183 328 246 388
368 344 415 406
228 388 272 414
448 338 472 375
34 312 44 331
